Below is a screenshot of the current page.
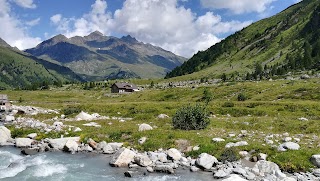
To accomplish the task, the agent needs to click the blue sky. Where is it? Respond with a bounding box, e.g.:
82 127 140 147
0 0 302 57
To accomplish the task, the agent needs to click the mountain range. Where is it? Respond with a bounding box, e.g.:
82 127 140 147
26 31 186 80
166 0 320 80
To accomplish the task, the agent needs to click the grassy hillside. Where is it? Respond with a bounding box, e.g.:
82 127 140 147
5 77 320 172
166 0 320 81
0 46 82 89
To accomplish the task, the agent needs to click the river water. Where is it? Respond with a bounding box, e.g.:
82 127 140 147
0 146 214 181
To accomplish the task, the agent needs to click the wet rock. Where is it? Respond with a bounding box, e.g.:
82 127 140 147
21 148 39 155
167 148 182 161
48 137 80 150
190 166 200 172
15 138 33 148
138 124 153 131
64 139 79 153
196 153 218 170
214 170 229 178
221 174 248 181
109 148 136 167
134 154 152 167
0 126 11 145
154 165 174 174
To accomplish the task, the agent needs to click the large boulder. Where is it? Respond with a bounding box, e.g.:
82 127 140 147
48 137 80 150
167 148 182 161
134 154 152 167
138 124 153 131
311 155 320 168
15 138 33 147
109 148 136 167
0 126 11 145
64 139 79 153
153 165 174 174
196 153 218 170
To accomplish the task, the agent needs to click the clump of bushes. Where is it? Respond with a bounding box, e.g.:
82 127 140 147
172 104 210 130
219 148 240 163
237 93 247 101
62 106 81 115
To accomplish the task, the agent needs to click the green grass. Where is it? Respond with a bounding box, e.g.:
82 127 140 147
3 78 320 172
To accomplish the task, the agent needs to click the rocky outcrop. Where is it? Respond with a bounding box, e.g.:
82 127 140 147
48 137 80 150
109 148 136 167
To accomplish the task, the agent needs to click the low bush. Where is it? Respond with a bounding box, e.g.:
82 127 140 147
238 93 247 101
222 101 234 107
62 106 81 115
172 104 210 130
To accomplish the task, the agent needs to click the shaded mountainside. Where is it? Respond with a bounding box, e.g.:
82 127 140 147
0 42 82 89
26 32 187 80
166 0 320 80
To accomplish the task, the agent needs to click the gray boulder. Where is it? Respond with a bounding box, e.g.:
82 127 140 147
5 115 15 122
196 153 218 170
109 148 136 167
48 137 80 150
253 160 281 176
134 154 152 167
138 124 153 131
167 148 182 161
221 174 248 181
15 138 33 148
0 126 11 145
64 139 79 153
27 133 37 139
96 141 107 151
154 165 174 174
103 144 115 154
278 142 300 151
214 170 229 178
311 155 320 168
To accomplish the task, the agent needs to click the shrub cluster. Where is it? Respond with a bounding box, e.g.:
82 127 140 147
172 104 210 130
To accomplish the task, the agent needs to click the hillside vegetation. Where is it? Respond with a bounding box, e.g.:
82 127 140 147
166 0 320 80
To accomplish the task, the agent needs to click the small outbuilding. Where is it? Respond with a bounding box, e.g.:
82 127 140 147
0 94 11 111
111 83 139 93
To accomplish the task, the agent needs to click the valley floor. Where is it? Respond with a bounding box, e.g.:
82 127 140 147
2 78 320 173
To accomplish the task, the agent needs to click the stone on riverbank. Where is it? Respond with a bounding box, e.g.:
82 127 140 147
196 153 218 170
311 155 320 168
167 148 182 161
15 138 33 148
0 126 11 145
134 154 153 167
48 137 80 150
109 148 136 167
153 165 174 174
64 139 79 153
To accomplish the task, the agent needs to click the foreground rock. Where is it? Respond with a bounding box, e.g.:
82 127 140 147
109 148 136 167
196 153 218 170
15 138 33 148
48 137 80 150
0 126 11 145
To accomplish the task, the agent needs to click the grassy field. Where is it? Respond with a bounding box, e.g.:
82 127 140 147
3 78 320 172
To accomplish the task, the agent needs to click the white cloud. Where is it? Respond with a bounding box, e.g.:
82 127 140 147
50 14 62 24
12 0 36 9
200 0 277 14
25 17 40 26
51 0 251 57
0 0 41 49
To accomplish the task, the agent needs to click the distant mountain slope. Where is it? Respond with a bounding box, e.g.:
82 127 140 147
166 0 320 80
26 32 187 80
0 40 82 89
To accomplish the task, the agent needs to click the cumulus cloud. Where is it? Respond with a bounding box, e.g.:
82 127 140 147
12 0 36 9
51 0 251 57
200 0 277 14
0 0 41 49
50 0 112 37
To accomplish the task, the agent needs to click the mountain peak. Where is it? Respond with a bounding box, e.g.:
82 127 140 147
85 31 104 40
121 35 138 44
